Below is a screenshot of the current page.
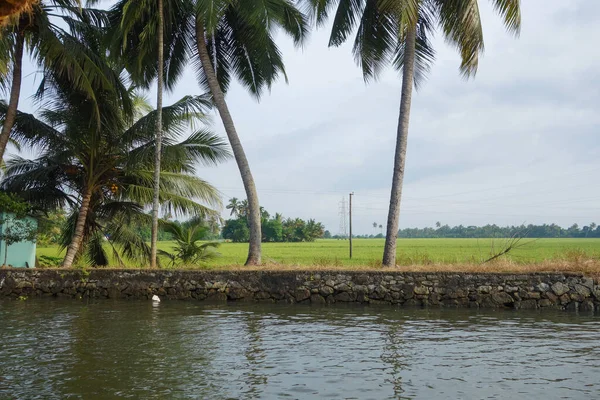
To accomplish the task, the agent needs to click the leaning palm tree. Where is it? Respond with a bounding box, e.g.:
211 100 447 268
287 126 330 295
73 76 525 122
0 0 131 163
226 197 239 217
110 0 308 265
306 0 521 266
1 79 231 267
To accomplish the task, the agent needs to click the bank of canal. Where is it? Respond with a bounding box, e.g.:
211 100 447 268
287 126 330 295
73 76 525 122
1 269 598 311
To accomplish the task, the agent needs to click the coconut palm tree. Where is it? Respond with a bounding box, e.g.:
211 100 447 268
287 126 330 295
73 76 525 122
149 0 165 269
1 78 231 267
110 0 308 265
306 0 521 266
158 217 220 267
0 0 131 163
226 197 240 217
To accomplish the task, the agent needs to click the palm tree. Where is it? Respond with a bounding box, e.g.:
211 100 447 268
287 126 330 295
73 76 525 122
306 0 521 266
0 0 131 162
1 79 231 267
238 199 249 218
110 0 308 266
226 197 240 217
150 0 165 269
159 218 220 267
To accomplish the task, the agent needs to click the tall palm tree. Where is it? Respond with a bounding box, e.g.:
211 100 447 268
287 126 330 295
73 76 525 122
226 197 239 217
150 0 165 268
110 0 308 265
1 81 231 267
306 0 521 266
0 0 130 162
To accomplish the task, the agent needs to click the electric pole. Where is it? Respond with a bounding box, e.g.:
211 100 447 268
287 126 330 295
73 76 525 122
349 192 354 258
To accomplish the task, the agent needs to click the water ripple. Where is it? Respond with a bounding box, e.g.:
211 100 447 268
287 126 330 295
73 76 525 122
0 300 599 399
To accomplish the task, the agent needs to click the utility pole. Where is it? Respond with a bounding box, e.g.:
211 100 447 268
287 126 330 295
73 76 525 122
349 192 354 258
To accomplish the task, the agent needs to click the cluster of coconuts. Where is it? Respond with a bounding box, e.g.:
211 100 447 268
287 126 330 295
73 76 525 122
0 0 38 26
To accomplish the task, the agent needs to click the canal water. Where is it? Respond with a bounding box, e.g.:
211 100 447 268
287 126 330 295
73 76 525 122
0 300 598 399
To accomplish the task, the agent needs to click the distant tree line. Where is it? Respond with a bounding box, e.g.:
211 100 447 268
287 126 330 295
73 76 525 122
223 198 325 243
397 222 600 238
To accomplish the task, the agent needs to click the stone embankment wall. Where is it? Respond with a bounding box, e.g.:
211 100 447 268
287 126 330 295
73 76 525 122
1 269 598 311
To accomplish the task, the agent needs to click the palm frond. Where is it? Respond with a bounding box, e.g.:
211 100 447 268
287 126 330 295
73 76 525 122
489 0 521 35
435 0 484 77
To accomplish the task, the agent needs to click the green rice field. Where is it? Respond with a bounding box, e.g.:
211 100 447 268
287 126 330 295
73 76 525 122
36 238 600 268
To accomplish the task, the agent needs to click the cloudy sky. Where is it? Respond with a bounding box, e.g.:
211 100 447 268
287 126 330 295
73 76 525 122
14 0 600 235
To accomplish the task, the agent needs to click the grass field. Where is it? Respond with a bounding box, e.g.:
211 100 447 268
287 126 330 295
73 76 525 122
36 238 600 269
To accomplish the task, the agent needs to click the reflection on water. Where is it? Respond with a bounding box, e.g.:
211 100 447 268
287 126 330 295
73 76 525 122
0 300 599 399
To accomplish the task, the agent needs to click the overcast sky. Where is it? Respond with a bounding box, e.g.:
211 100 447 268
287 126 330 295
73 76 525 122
13 0 600 235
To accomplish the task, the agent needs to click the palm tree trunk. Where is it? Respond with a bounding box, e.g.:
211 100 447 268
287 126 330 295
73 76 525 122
150 0 165 269
0 31 24 162
195 18 262 266
62 186 93 268
382 26 417 267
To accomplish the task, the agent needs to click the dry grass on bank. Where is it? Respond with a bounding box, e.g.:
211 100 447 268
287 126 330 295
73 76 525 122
197 258 600 276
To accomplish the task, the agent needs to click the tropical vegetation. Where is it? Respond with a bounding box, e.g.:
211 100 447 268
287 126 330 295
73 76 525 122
222 200 325 243
0 0 130 162
0 0 536 270
304 0 522 266
110 0 309 265
159 217 220 267
1 68 230 266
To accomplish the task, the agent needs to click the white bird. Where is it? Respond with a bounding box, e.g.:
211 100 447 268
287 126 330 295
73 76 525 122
152 295 161 302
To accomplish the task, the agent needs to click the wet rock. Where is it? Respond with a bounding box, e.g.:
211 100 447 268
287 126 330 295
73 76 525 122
255 291 271 300
206 292 227 302
516 300 537 310
403 299 419 307
580 300 594 312
310 294 326 304
293 288 311 302
227 288 250 300
566 302 579 312
539 299 552 307
551 282 570 296
491 292 514 306
335 292 356 302
525 292 541 300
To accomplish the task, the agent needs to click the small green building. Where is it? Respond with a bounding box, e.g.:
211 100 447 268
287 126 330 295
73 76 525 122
0 212 38 268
